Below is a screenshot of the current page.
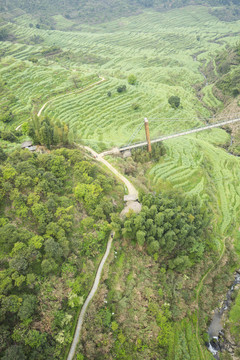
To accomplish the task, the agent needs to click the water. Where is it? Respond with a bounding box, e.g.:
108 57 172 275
207 271 240 358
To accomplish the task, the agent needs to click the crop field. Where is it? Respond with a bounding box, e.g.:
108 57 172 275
149 129 240 233
1 6 240 146
1 5 240 228
0 56 98 126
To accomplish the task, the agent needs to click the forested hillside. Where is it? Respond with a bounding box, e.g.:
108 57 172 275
0 147 123 359
1 0 239 24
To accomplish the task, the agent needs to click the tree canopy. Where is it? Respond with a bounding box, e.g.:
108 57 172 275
168 96 180 109
122 191 211 271
0 147 123 359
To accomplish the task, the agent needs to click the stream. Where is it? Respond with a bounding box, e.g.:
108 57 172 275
207 270 240 359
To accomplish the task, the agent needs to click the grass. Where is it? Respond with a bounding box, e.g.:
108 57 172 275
149 129 240 234
1 6 240 148
0 56 98 126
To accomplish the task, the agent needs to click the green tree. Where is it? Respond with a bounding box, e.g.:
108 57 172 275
44 238 63 260
168 95 180 109
41 258 58 274
128 74 137 85
136 230 146 246
18 295 36 321
117 85 127 93
2 345 26 360
0 28 9 41
0 147 7 162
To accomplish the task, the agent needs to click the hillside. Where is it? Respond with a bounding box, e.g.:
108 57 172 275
1 2 240 360
0 0 239 25
0 147 124 359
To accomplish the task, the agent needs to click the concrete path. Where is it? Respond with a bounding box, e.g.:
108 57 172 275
84 146 138 199
67 145 140 360
67 232 114 360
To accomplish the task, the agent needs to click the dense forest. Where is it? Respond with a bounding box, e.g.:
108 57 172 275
1 0 239 24
0 147 123 359
122 191 211 271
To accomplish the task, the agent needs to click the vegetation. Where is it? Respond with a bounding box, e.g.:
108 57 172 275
168 96 181 109
228 289 240 344
2 0 240 24
117 85 127 93
28 116 69 149
77 221 217 360
0 6 240 149
128 74 137 85
214 43 240 97
0 147 123 359
123 191 211 270
1 2 240 359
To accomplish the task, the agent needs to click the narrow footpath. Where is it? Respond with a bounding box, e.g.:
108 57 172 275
67 229 114 360
67 146 141 360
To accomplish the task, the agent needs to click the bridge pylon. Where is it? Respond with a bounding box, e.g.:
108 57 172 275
144 117 152 152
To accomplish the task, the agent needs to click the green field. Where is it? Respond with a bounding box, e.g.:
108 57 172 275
1 5 240 231
149 129 240 234
1 6 240 148
1 4 240 359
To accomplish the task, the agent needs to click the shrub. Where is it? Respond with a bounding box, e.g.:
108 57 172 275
233 88 239 97
131 103 139 110
128 74 137 85
168 96 180 109
117 85 127 93
29 57 38 63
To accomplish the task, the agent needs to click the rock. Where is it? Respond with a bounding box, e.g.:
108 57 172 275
122 150 131 158
210 338 221 351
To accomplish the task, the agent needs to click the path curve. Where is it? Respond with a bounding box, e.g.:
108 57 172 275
83 146 138 199
67 146 139 360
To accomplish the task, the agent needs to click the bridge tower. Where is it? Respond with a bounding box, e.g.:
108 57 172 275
144 118 152 152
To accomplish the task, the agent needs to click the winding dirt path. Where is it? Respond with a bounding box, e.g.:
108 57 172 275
67 146 140 360
83 146 138 199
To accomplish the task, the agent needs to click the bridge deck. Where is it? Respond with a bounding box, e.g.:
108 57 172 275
118 117 240 152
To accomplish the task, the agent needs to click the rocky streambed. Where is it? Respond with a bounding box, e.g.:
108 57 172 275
207 270 240 359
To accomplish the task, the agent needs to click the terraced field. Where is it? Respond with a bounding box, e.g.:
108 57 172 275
149 129 240 233
0 57 98 126
1 4 240 228
1 6 240 148
1 5 240 360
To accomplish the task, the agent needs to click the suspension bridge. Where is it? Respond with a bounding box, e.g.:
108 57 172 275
101 115 240 156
